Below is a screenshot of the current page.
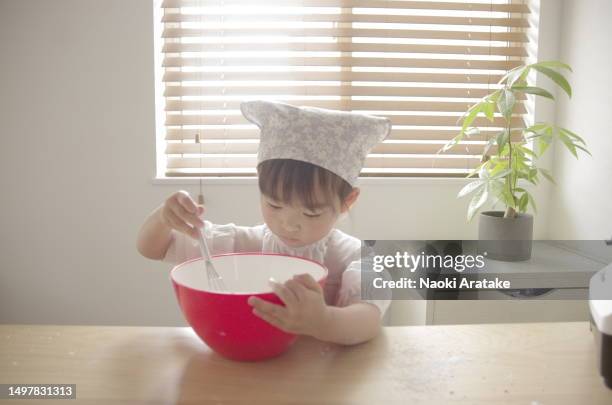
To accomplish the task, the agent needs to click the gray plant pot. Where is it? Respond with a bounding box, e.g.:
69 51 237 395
477 211 534 261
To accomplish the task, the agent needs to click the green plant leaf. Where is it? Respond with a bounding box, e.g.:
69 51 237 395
516 144 537 159
517 69 531 86
483 101 495 121
458 180 484 199
466 161 487 178
539 168 556 185
478 163 491 179
524 123 551 140
536 133 553 155
518 169 537 186
491 167 512 180
486 89 502 103
489 179 506 206
499 65 523 85
497 88 516 120
467 186 489 222
496 129 509 151
528 168 539 184
574 143 592 156
559 128 592 156
482 136 496 158
465 127 480 137
497 142 510 157
527 192 538 213
499 188 516 209
531 65 572 98
526 123 550 132
511 85 555 100
519 193 529 212
558 131 578 158
459 102 484 131
501 65 530 87
439 133 462 153
512 149 529 172
531 61 573 72
558 127 586 144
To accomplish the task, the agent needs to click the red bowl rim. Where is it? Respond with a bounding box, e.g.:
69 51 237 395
169 252 329 297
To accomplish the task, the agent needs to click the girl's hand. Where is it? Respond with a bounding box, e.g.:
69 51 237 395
248 274 332 339
159 190 205 239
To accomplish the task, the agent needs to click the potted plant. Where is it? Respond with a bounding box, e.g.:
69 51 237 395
440 61 591 261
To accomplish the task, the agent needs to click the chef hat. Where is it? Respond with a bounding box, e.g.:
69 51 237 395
240 100 392 186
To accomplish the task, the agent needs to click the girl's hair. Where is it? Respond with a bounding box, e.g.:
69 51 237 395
257 159 353 212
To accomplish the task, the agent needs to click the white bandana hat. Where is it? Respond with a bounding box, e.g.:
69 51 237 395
240 100 392 186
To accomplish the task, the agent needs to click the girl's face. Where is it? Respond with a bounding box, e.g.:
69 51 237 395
260 189 350 248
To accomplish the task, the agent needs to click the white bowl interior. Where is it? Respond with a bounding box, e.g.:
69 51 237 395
172 254 327 294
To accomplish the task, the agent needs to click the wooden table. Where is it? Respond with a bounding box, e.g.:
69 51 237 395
1 322 610 404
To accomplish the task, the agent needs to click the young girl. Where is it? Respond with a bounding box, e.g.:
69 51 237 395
137 100 391 346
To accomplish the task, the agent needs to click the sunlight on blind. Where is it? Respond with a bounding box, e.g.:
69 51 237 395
158 0 535 178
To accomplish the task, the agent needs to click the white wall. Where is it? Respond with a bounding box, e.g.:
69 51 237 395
546 0 612 240
0 0 597 326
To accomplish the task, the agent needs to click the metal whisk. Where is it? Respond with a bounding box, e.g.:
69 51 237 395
197 227 226 292
194 132 225 291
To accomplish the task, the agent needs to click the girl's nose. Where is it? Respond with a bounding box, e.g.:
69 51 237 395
282 214 301 232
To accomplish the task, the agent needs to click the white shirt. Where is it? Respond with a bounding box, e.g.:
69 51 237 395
163 221 390 317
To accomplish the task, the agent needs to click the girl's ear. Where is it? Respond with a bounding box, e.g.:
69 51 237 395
341 187 360 213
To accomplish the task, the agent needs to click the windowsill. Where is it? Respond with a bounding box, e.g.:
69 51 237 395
152 176 473 186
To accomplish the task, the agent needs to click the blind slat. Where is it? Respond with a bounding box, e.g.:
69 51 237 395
163 42 527 57
162 13 529 28
161 0 531 13
162 28 528 42
165 169 478 178
162 56 523 70
166 114 525 127
165 100 527 114
165 128 522 142
164 86 524 99
166 141 499 155
163 71 507 84
166 155 483 169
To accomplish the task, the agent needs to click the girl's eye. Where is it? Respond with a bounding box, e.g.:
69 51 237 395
304 212 322 218
267 202 282 209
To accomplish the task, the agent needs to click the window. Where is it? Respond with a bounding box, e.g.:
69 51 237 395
155 0 535 178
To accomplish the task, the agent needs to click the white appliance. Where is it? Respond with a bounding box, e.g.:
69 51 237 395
590 261 612 389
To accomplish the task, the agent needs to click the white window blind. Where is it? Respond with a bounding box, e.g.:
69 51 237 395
157 0 534 178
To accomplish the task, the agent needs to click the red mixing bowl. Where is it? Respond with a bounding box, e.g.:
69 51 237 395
170 253 328 361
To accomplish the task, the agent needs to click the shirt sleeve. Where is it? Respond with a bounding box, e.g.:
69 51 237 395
334 244 392 319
